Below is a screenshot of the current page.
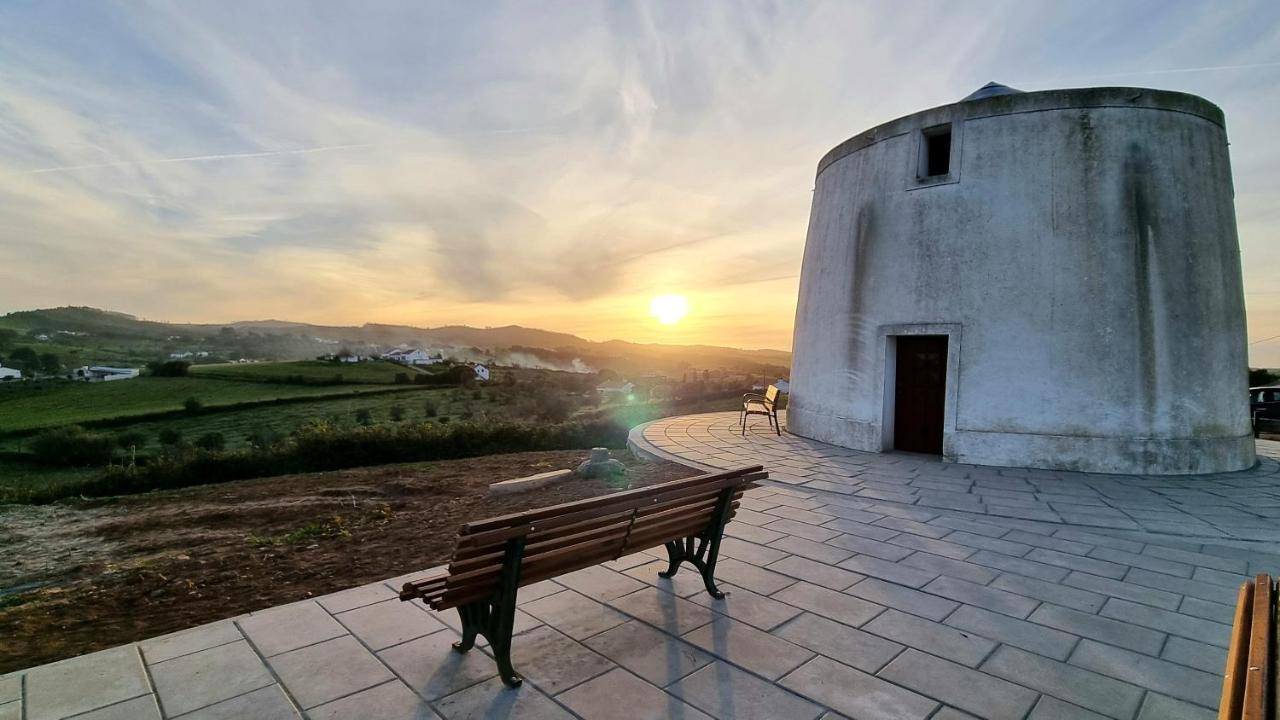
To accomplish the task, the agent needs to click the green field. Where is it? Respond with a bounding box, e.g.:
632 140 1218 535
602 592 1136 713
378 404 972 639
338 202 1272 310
0 376 409 433
13 386 500 453
189 359 428 384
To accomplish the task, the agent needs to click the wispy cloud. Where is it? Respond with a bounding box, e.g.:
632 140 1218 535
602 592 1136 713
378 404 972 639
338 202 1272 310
28 143 377 174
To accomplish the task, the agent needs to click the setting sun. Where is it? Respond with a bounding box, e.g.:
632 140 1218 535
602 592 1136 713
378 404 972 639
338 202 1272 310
649 294 689 325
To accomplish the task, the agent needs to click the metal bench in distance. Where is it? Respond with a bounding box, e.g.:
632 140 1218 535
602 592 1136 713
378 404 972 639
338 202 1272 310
398 464 767 688
741 384 782 436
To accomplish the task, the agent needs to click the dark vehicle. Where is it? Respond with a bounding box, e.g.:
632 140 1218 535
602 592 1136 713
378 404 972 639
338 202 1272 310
1250 386 1280 421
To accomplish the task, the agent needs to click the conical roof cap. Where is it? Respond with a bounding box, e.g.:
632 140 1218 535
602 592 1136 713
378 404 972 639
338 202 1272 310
962 82 1024 101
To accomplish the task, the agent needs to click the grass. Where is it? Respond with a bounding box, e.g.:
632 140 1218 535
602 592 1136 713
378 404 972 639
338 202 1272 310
189 359 429 384
0 458 101 504
0 376 408 433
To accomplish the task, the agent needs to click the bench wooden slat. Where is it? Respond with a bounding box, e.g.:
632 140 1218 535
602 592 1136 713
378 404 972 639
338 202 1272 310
1243 575 1273 719
1221 579 1255 720
459 466 763 533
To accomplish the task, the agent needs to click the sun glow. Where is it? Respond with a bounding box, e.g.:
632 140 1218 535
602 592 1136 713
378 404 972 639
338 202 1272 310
649 294 689 325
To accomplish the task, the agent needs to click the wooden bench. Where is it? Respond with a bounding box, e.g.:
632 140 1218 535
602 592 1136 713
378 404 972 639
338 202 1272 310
741 384 782 436
399 464 767 687
1220 574 1276 719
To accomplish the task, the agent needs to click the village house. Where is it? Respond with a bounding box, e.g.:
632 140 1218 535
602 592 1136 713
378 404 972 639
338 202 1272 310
68 366 140 382
0 365 21 381
595 379 634 399
472 364 490 382
380 348 442 366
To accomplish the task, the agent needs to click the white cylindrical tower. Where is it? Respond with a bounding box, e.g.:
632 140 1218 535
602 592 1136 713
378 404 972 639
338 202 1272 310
788 84 1254 475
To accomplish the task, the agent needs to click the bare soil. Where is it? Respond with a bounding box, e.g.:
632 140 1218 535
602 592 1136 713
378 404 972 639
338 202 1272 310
0 450 695 672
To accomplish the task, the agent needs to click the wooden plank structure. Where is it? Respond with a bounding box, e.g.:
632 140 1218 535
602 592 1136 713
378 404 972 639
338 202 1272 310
399 464 766 687
1220 574 1277 719
741 385 782 436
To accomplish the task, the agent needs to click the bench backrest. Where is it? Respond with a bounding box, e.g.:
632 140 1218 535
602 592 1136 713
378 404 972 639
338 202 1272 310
1221 574 1276 720
764 385 780 405
421 465 764 610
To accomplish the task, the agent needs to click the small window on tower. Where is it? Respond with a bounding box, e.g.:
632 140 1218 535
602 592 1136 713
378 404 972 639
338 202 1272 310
921 124 952 177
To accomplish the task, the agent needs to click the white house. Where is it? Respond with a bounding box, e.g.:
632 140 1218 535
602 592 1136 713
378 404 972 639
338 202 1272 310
381 348 443 366
337 354 364 364
69 366 140 382
596 380 635 399
0 365 21 381
473 364 490 382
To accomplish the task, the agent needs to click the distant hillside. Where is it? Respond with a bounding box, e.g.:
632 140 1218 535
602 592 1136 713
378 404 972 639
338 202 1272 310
0 306 790 376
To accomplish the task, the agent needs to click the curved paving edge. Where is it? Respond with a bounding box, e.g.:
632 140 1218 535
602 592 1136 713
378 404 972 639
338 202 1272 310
629 411 1280 552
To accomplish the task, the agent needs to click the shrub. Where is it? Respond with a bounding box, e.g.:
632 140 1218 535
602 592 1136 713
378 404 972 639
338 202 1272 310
355 408 372 426
246 426 285 450
147 360 191 377
183 396 203 414
195 432 226 452
30 426 115 466
438 416 451 425
158 428 183 446
389 405 405 422
116 431 147 450
423 400 438 417
394 372 410 385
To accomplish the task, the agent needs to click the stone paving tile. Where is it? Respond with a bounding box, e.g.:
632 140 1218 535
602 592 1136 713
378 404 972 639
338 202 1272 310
0 702 17 720
718 537 790 565
1028 603 1164 655
583 620 714 687
267 635 394 709
336 598 448 651
670 661 825 720
682 616 814 680
1024 548 1128 580
822 518 901 541
773 612 903 673
558 667 713 720
554 565 647 601
1178 596 1236 624
945 605 1079 661
1100 597 1232 647
239 600 348 657
724 522 788 545
317 581 399 614
825 532 914 561
149 640 275 718
773 581 886 627
507 625 614 695
1089 546 1194 577
714 557 797 595
0 677 16 705
887 532 978 560
307 679 437 719
522 589 630 640
1027 696 1109 719
983 646 1143 719
623 560 715 597
846 577 958 621
175 685 299 720
70 695 162 720
1061 571 1182 610
1162 636 1228 675
1137 693 1216 720
1125 568 1238 604
139 620 242 664
762 518 841 542
1069 639 1220 709
875 517 953 540
608 587 717 636
837 554 936 588
377 630 497 701
968 549 1070 582
781 655 938 720
862 609 994 667
687 583 802 631
1003 530 1094 555
434 676 572 720
899 551 999 584
879 649 1037 720
25 645 150 720
767 555 863 589
921 576 1036 619
991 572 1105 612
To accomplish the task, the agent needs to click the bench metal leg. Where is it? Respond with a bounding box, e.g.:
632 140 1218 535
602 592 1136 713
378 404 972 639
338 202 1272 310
451 536 526 688
657 486 736 600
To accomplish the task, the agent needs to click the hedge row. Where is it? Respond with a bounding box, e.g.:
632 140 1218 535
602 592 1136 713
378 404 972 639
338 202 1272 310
33 418 629 503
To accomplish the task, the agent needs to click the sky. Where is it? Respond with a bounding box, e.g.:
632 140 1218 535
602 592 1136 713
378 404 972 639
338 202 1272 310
1 1 1278 361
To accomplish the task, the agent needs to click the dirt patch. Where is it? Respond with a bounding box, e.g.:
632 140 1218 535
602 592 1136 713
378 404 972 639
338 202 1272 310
0 449 696 672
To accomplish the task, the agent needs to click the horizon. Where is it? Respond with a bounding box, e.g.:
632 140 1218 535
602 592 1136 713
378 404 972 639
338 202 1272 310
2 2 1279 361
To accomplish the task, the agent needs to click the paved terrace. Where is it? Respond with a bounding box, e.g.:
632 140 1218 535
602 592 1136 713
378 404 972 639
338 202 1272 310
6 412 1280 720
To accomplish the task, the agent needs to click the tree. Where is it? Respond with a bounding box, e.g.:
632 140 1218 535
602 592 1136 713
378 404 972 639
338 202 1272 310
39 352 61 375
183 396 204 414
389 405 406 422
8 347 37 375
423 399 438 417
1250 368 1279 387
394 372 411 385
195 432 226 452
355 408 372 426
116 431 147 450
0 328 18 351
158 428 183 446
147 360 190 377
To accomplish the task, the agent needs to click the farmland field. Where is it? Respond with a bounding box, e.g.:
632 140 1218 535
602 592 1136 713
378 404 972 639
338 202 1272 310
189 359 431 384
0 376 412 433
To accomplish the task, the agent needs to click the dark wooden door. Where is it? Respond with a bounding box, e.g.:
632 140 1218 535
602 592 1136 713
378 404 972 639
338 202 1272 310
894 335 947 454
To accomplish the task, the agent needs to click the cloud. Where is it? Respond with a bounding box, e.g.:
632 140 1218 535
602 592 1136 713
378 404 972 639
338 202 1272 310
0 1 1278 356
